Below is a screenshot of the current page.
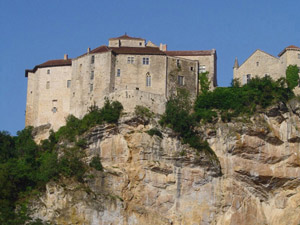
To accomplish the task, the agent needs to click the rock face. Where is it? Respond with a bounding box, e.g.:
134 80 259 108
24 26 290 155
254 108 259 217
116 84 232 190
31 101 300 225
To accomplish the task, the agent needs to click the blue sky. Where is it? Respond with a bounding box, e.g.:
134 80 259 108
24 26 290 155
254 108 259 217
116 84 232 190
0 0 299 135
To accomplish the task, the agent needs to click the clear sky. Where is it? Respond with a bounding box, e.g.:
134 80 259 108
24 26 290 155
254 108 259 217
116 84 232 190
1 0 299 135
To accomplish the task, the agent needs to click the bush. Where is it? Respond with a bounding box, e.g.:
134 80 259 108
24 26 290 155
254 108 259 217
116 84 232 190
286 65 299 90
146 128 163 138
89 156 103 171
56 100 123 142
134 105 154 119
194 76 294 121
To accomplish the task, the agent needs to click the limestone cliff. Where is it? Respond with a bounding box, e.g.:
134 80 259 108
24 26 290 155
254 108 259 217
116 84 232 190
31 100 300 225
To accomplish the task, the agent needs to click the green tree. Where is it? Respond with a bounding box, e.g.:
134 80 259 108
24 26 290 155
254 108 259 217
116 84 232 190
286 65 299 90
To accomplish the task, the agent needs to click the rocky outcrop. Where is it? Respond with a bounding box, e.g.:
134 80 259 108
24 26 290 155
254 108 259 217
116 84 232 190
31 101 300 225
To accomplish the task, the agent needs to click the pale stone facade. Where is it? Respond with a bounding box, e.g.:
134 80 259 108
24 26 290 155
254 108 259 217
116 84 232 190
234 45 300 85
25 34 217 133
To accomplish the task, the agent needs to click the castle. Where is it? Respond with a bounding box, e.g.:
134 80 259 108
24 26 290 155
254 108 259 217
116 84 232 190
25 34 217 133
233 45 300 87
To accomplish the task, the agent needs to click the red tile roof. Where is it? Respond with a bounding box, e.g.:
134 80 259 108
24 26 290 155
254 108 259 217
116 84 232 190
278 45 300 56
109 34 145 41
25 59 72 77
110 46 166 55
78 45 111 58
165 50 214 56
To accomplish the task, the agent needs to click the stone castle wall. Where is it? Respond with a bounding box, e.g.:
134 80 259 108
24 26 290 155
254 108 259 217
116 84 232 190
25 66 72 131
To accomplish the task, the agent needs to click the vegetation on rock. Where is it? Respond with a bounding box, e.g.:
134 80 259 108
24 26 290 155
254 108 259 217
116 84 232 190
0 100 123 224
195 76 294 122
286 64 299 90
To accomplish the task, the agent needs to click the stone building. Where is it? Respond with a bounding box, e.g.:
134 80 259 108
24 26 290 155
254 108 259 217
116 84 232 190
25 34 217 134
233 45 300 85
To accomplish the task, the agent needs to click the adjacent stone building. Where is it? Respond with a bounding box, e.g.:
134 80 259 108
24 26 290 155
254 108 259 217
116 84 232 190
25 34 217 134
233 45 300 85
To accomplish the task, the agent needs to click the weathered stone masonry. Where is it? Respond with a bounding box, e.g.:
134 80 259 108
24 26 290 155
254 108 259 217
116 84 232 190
25 34 217 135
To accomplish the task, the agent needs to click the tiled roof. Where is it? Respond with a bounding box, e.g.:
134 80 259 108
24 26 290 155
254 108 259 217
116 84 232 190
78 45 111 58
109 34 145 41
110 46 166 55
165 50 214 56
278 45 300 56
25 59 72 77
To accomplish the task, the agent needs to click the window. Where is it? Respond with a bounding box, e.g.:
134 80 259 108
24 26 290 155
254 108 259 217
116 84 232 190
67 80 71 88
91 55 95 64
143 57 149 65
90 84 93 92
178 76 184 86
199 65 206 73
139 42 142 46
90 71 94 80
176 59 180 67
298 54 300 59
117 69 121 77
47 69 50 74
246 74 251 83
52 107 57 113
46 81 50 89
256 62 259 66
127 57 134 64
146 74 151 87
190 67 194 71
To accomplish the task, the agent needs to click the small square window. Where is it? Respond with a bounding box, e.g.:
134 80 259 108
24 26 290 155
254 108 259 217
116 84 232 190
52 107 57 113
117 69 121 77
178 76 184 86
190 67 194 71
46 81 50 89
139 42 142 46
47 69 50 74
256 62 259 66
91 55 95 64
67 80 71 88
199 65 206 73
90 71 94 80
143 57 149 65
127 57 134 64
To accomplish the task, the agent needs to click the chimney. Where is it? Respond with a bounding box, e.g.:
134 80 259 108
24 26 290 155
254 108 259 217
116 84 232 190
159 43 167 51
87 47 91 53
64 54 68 60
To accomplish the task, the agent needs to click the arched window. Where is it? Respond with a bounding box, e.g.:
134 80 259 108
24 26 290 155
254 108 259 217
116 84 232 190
146 73 151 87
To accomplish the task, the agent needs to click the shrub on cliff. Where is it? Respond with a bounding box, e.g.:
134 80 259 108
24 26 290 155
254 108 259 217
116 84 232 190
160 89 216 156
55 100 123 142
286 65 299 90
194 76 294 122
